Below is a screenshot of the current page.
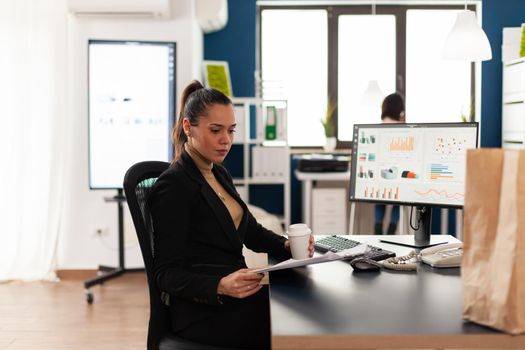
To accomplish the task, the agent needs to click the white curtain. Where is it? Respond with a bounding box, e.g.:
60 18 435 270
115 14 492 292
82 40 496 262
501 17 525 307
0 0 68 280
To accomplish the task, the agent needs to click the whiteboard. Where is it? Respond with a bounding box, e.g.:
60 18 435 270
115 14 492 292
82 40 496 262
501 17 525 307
88 40 176 189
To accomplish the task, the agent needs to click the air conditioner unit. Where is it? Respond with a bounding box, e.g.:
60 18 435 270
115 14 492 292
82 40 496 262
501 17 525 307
195 0 228 33
67 0 171 20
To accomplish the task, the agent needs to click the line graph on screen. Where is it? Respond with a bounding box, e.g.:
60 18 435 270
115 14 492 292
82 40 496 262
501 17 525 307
414 188 464 202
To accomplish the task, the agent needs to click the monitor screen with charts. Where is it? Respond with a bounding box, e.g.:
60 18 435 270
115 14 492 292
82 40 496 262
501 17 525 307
349 122 478 247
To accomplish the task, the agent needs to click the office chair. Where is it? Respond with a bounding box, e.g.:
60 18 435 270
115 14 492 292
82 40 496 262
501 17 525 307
124 161 236 350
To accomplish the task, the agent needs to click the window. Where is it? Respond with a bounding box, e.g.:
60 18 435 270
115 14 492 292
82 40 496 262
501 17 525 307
259 4 476 147
406 10 472 123
261 10 327 146
337 15 396 141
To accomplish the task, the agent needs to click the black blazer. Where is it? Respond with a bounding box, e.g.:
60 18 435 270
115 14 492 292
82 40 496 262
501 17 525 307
148 150 290 331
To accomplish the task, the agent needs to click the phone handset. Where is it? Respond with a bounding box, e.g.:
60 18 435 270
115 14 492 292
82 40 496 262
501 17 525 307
420 242 463 268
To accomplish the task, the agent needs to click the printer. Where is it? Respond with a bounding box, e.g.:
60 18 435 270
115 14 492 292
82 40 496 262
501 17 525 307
296 154 350 172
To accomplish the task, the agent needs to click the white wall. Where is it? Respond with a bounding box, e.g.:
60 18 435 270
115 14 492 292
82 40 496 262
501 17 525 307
58 0 203 269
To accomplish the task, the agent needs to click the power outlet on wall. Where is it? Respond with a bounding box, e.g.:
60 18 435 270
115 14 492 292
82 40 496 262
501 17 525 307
94 227 110 237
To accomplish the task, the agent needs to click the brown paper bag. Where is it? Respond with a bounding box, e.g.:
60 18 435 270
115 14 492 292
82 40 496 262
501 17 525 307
462 149 525 334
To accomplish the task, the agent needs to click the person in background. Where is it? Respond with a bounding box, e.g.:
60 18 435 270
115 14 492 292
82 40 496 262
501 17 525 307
375 93 405 235
149 80 314 350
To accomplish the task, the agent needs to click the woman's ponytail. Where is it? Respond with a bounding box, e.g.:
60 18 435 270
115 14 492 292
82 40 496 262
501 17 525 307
173 80 205 161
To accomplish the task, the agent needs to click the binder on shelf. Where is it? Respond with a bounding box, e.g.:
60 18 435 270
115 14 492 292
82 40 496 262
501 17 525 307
276 107 287 141
273 147 286 177
256 104 264 142
265 106 277 140
268 147 277 178
251 146 261 178
263 104 287 142
252 146 287 181
233 105 246 143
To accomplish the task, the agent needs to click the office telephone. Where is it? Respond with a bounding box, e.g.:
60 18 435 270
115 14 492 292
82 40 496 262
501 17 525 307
420 242 463 268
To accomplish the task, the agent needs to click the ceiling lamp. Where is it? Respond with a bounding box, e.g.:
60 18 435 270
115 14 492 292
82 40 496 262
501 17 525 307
443 10 492 61
360 80 384 108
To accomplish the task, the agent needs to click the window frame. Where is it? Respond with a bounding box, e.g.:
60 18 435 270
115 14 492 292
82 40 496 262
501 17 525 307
257 3 476 149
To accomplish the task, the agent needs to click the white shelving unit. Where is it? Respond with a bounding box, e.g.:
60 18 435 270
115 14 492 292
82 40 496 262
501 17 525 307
502 57 525 149
231 97 290 227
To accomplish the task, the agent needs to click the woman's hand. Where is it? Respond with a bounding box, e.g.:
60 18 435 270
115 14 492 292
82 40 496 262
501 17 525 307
217 269 264 299
308 234 315 257
284 234 315 257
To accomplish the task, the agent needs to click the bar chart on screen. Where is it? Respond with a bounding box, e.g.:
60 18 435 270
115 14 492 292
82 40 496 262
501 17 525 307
428 162 464 182
363 186 399 200
389 136 415 152
430 163 453 180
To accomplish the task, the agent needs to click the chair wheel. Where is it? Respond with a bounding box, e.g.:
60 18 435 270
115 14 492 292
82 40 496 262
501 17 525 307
85 290 94 304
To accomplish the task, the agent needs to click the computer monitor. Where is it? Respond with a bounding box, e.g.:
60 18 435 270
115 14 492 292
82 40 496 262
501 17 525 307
349 122 479 248
88 40 176 190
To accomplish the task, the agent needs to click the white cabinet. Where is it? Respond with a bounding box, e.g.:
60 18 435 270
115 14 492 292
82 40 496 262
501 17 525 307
231 98 290 227
295 171 350 233
311 188 347 234
502 57 525 149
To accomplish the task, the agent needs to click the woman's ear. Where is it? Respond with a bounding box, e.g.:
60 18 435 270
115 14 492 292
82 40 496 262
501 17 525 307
182 118 191 136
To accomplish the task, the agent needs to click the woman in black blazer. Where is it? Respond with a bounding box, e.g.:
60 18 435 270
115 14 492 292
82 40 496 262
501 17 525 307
149 80 314 349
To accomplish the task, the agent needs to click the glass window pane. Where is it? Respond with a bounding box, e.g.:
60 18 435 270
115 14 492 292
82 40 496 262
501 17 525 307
406 10 471 124
261 10 327 146
338 15 396 141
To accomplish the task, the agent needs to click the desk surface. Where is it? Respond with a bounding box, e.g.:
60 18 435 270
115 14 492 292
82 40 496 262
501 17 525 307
269 235 525 349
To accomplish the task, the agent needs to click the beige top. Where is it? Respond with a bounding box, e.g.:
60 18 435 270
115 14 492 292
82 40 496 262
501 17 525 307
185 143 244 230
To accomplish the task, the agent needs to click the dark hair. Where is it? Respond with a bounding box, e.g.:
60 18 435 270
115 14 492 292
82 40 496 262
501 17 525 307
173 80 232 160
381 93 405 121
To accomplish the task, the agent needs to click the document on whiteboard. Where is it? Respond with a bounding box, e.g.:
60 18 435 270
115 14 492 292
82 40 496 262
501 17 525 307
252 244 369 273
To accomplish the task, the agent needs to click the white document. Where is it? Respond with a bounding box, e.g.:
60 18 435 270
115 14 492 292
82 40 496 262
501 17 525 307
252 244 369 273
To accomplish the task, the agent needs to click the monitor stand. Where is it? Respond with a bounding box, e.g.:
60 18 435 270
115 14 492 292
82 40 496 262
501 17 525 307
379 206 449 249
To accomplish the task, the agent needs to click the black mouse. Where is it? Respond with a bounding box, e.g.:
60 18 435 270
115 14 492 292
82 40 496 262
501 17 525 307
350 257 381 272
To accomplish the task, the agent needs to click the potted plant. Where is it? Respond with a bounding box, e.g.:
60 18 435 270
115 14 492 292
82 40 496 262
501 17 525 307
321 97 337 152
460 96 475 123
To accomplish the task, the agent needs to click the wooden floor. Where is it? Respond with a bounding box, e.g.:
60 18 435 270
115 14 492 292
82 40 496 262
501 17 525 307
0 273 149 350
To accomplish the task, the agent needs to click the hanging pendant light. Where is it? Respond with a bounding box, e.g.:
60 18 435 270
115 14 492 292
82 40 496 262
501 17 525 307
360 80 384 107
443 10 492 61
360 2 384 109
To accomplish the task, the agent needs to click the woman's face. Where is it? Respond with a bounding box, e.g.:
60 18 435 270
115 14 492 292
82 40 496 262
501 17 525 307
184 103 236 163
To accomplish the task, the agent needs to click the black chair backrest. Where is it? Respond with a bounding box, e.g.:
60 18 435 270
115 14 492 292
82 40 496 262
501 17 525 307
124 161 170 350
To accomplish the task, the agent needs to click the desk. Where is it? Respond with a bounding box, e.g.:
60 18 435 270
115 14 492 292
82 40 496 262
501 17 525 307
269 235 525 349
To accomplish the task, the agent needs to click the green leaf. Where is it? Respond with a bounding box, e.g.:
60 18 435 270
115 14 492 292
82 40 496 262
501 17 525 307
320 97 337 137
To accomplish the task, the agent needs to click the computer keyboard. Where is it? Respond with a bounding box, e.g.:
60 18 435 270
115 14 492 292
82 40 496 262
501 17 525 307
314 235 396 262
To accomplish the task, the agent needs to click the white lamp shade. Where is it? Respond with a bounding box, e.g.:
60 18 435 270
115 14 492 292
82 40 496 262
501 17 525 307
360 80 384 107
196 0 228 34
443 10 492 61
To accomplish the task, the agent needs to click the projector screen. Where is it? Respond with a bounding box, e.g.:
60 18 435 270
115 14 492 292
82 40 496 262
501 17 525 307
88 40 176 189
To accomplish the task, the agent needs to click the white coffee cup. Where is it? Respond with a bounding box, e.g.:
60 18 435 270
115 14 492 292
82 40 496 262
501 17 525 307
287 223 311 260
